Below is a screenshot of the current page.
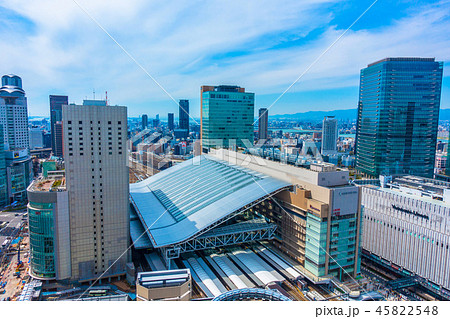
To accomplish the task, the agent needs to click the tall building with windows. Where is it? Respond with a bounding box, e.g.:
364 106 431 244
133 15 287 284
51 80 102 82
1 74 32 204
50 95 68 157
0 74 29 150
258 108 268 141
201 85 254 150
321 116 338 155
142 114 148 130
0 126 7 207
27 171 71 280
168 113 174 131
179 100 189 132
355 58 443 178
62 100 129 282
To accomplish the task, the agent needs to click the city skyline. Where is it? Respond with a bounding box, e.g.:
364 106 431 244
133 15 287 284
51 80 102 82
1 1 450 117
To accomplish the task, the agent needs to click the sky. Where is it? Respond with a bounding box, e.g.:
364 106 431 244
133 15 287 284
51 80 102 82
1 0 450 118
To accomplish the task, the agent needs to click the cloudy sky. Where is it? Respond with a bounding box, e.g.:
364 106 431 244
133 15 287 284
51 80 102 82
1 0 450 118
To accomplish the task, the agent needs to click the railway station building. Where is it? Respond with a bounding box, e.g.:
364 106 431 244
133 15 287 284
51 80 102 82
129 150 362 282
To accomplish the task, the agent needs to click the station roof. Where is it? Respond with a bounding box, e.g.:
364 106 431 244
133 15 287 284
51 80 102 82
129 155 290 248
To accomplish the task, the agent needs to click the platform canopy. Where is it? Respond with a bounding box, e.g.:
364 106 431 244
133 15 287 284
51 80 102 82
129 155 291 248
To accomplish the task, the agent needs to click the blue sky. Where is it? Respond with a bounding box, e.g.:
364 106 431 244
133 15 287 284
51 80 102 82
1 0 450 118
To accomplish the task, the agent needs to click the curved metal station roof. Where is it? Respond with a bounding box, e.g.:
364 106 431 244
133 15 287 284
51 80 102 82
129 155 290 248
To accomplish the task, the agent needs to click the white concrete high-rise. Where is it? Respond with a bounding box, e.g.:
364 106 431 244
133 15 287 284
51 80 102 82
321 116 338 155
0 74 29 150
63 100 129 282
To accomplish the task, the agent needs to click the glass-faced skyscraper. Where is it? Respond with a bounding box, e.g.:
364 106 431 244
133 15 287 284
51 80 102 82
355 58 443 178
50 95 68 158
201 85 254 149
0 126 7 207
321 116 338 155
179 100 189 133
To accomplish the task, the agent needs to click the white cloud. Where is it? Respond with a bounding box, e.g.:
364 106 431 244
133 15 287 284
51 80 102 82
0 0 449 116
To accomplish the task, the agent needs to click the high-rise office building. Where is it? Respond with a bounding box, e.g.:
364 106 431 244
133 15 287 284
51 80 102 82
258 108 268 141
0 126 7 207
50 95 68 157
179 100 189 133
168 113 174 131
321 116 338 155
356 58 443 178
142 114 148 130
62 100 129 282
29 126 44 149
153 114 160 128
1 74 32 204
0 74 29 150
201 85 254 149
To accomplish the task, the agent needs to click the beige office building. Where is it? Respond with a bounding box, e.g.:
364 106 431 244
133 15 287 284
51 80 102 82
209 149 361 280
136 269 192 301
63 100 129 282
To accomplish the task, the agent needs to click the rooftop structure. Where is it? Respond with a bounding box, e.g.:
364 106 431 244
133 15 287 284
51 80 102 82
129 154 290 264
136 269 192 301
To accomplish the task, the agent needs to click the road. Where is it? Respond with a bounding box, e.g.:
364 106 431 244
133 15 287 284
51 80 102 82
0 210 29 301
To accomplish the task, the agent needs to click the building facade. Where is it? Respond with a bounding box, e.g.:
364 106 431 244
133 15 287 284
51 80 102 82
136 269 192 301
321 116 338 155
201 85 254 150
0 74 29 150
142 114 148 130
360 175 450 291
50 95 68 158
356 58 443 178
29 127 44 149
62 100 129 282
211 150 361 280
27 175 71 280
258 108 268 141
179 100 189 132
168 113 174 131
0 126 7 207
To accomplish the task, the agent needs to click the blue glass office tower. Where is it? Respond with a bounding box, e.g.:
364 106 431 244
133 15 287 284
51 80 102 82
356 58 443 178
0 126 7 207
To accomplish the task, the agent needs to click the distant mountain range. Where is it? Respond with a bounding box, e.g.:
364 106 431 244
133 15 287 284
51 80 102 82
270 108 450 122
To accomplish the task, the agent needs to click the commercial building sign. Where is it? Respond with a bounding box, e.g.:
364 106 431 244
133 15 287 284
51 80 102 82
392 204 429 220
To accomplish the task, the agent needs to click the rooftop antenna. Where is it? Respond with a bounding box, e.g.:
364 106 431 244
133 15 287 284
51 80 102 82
93 89 96 100
106 91 108 105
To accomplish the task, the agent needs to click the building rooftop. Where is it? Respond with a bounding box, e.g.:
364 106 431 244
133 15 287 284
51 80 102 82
29 177 66 192
129 155 290 248
137 269 191 289
363 175 450 206
367 57 436 67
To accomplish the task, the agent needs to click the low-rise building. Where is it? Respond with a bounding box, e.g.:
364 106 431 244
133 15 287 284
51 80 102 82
136 269 192 301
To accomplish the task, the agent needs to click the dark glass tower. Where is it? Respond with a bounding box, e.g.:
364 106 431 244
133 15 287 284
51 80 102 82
179 100 189 133
50 95 68 157
0 125 7 207
355 58 443 178
168 113 174 131
258 108 268 140
142 114 148 129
